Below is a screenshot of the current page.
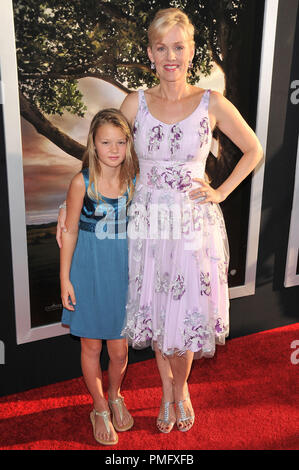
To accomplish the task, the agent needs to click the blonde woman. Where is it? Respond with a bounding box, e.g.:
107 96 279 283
120 8 263 433
60 108 138 445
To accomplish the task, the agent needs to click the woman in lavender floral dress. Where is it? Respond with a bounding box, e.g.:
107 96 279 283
120 8 263 433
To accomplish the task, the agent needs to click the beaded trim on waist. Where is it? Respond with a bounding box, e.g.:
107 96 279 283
79 220 97 232
138 160 205 193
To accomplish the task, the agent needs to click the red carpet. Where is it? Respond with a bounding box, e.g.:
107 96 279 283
0 324 298 450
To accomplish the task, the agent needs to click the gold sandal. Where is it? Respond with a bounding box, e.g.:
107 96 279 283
156 401 175 433
90 409 118 445
176 394 195 432
108 396 134 432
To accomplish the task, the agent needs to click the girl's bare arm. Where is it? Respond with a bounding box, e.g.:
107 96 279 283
60 173 85 310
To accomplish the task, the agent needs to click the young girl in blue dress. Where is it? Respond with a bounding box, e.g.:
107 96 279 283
60 108 139 446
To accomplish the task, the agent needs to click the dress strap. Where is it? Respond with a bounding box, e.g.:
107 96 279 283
139 89 145 101
81 167 89 191
201 89 211 111
138 89 147 111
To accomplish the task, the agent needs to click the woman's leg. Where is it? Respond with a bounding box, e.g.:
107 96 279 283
154 344 176 432
168 350 195 431
81 338 117 442
106 338 133 429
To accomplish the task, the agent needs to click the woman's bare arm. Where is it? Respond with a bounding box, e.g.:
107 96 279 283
120 91 139 126
190 91 263 203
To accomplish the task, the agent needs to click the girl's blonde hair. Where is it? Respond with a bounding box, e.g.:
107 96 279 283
82 108 139 205
148 8 195 48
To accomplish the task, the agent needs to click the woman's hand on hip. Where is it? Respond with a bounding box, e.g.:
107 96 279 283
189 178 225 204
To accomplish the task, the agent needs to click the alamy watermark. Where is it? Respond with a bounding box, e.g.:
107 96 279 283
290 339 299 365
0 340 4 365
290 80 299 104
93 201 209 252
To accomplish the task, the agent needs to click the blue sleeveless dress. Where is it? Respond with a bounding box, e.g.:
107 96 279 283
61 168 131 340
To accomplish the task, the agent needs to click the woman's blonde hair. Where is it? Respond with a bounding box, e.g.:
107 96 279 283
82 108 139 205
148 8 195 48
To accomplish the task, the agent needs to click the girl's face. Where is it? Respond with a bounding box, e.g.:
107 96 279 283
147 25 194 83
94 124 127 170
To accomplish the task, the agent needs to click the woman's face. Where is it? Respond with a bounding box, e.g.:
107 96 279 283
148 25 194 83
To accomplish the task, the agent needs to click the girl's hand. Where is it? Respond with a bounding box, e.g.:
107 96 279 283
189 178 225 204
56 205 67 248
61 279 76 311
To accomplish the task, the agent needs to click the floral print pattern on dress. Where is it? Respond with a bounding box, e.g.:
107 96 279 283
206 204 217 225
181 310 206 351
155 271 170 294
180 309 227 353
200 272 211 296
135 273 143 292
147 166 163 189
215 317 225 334
161 165 192 192
192 205 204 231
171 274 186 300
134 304 153 343
128 202 148 239
181 206 192 236
198 117 209 148
169 125 183 156
148 125 164 153
155 271 186 301
218 262 228 284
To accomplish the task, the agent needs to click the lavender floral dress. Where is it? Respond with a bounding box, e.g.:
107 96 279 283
122 89 229 358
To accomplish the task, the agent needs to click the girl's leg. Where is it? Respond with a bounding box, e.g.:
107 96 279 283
80 338 117 442
154 344 176 433
168 350 194 431
106 338 133 429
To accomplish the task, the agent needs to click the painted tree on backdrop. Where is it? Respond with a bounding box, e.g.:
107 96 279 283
14 0 261 185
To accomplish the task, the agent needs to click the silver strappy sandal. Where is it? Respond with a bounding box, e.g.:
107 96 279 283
157 401 176 433
176 394 195 432
90 409 118 445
